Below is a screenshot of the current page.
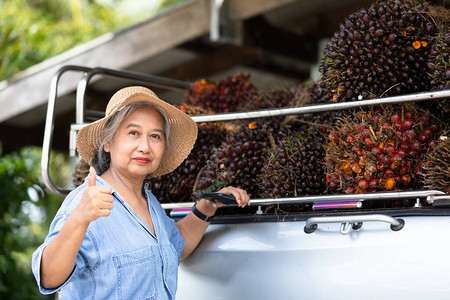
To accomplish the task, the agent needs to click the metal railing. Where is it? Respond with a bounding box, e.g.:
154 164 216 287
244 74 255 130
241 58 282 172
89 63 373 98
42 65 449 210
161 189 446 209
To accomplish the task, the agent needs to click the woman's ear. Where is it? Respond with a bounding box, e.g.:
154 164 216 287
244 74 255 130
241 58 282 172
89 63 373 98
102 130 111 152
103 141 111 153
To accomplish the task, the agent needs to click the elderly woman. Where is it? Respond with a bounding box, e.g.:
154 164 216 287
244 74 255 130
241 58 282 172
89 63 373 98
32 86 250 299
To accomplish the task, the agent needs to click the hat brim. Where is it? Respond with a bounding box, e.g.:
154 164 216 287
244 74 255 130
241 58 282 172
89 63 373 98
76 86 198 178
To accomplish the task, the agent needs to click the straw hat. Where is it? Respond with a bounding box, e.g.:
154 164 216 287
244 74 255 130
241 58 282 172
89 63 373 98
76 86 198 178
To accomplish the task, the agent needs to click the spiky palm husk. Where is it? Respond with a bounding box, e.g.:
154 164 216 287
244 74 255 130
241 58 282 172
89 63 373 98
422 135 450 194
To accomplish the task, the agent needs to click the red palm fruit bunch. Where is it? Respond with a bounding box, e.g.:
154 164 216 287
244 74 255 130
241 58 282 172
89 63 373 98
148 104 230 203
183 73 259 113
422 135 450 194
259 128 327 199
324 104 442 194
318 0 447 102
193 118 286 201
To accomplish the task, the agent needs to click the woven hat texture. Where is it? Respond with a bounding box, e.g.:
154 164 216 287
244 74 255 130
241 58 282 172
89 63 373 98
76 86 198 178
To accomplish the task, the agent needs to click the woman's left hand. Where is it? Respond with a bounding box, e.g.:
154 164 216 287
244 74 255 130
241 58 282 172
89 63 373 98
196 187 250 216
216 186 250 208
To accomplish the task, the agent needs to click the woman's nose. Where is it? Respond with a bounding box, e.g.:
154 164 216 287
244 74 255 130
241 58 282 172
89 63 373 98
137 136 151 152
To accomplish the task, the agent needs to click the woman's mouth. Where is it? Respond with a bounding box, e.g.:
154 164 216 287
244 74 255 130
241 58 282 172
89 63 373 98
134 157 150 164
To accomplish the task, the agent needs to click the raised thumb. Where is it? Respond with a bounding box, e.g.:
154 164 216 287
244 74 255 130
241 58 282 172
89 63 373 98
88 166 97 187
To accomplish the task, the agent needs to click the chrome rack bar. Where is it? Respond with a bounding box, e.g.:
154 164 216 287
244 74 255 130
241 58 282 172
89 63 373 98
426 194 450 204
189 89 450 123
42 65 93 196
161 190 446 210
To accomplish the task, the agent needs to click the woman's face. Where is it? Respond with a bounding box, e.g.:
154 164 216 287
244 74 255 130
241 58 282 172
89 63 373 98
104 106 166 180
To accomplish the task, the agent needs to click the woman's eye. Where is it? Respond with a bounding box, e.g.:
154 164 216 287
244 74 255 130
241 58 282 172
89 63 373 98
150 134 161 139
129 130 138 135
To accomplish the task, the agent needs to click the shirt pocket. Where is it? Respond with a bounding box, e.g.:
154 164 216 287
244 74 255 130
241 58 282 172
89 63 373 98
113 246 158 300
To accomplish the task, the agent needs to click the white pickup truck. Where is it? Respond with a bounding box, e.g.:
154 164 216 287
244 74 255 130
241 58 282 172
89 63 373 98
176 198 450 299
42 66 450 300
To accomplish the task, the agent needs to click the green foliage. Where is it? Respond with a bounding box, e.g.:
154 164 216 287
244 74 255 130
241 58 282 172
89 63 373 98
0 144 64 299
0 0 131 82
0 0 190 83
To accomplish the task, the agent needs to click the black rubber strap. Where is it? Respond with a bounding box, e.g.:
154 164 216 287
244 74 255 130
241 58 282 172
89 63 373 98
192 204 213 222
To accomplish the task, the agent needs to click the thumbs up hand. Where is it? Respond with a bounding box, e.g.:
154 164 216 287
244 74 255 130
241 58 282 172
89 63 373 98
88 166 97 188
72 167 114 226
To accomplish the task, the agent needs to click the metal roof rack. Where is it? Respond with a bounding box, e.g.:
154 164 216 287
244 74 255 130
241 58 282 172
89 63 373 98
41 65 449 209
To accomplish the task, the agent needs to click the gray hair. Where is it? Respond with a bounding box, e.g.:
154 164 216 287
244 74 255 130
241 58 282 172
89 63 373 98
93 102 170 174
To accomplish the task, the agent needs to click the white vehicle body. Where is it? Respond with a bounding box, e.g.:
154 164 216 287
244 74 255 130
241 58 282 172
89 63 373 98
177 210 450 300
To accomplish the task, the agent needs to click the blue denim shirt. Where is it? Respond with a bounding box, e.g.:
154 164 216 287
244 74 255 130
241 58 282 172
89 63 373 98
31 174 185 299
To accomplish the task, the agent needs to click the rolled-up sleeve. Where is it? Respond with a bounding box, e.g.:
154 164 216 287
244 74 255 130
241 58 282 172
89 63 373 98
31 214 87 294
